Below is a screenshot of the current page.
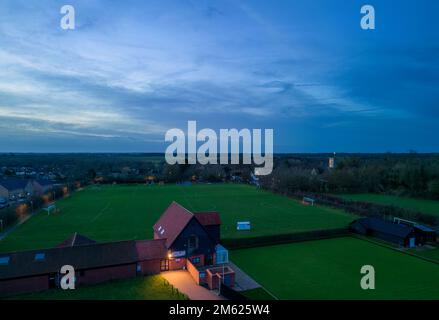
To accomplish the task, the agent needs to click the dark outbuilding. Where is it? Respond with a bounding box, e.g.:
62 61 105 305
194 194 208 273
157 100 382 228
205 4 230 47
350 217 417 247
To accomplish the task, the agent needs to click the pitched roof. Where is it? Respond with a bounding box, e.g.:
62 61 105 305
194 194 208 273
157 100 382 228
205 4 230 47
56 233 97 248
357 217 414 238
153 202 195 248
0 236 167 280
194 212 221 226
135 239 167 261
0 240 138 280
0 178 29 191
34 179 53 187
414 224 436 233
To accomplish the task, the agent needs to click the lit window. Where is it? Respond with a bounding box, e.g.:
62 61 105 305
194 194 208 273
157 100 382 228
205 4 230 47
0 256 10 265
34 253 45 261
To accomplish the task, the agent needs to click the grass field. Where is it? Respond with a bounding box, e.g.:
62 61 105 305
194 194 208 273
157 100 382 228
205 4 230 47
241 288 276 300
340 193 439 217
6 275 188 300
230 237 439 299
0 184 354 253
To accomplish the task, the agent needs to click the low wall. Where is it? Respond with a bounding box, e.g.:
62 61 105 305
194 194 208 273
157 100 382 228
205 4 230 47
186 260 200 285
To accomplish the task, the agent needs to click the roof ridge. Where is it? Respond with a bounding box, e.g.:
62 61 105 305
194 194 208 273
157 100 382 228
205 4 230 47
71 232 78 247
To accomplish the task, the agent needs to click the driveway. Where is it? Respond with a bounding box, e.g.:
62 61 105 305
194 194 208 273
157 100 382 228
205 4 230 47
161 270 225 300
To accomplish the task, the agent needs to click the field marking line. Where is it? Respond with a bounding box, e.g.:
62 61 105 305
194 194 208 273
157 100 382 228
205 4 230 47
89 202 111 223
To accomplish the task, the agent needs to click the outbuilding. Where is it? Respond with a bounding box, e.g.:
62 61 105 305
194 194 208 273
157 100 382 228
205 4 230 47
350 217 417 247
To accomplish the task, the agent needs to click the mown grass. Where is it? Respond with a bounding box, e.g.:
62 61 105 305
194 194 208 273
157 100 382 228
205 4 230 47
0 184 354 253
340 193 439 217
231 237 439 299
5 275 188 300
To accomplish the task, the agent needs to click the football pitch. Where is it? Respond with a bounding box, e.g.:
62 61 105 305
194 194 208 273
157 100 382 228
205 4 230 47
230 237 439 299
0 184 354 253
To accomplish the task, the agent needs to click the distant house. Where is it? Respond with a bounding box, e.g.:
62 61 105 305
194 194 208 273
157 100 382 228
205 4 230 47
350 217 436 247
32 179 54 196
0 179 33 200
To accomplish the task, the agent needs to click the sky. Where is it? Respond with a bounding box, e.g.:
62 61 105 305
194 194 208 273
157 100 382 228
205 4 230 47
0 0 438 153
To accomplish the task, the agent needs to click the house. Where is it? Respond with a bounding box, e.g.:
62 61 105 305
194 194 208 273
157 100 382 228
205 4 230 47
153 202 235 289
31 179 54 196
0 178 33 200
0 234 167 297
153 202 221 269
350 217 420 247
0 202 233 297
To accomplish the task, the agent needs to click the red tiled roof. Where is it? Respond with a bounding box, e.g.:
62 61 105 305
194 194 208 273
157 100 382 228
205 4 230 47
153 202 195 248
194 212 221 226
135 239 167 261
0 237 168 281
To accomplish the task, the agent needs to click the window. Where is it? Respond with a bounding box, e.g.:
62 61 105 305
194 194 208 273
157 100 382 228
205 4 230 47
190 257 200 264
34 253 45 261
0 256 10 265
188 235 199 251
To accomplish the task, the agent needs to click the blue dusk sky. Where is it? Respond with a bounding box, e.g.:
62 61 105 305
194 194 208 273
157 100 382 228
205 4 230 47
0 0 438 153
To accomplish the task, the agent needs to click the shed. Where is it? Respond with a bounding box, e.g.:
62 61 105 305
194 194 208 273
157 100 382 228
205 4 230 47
350 217 417 247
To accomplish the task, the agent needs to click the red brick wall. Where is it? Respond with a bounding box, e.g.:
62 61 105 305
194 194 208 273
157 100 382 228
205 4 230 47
186 260 200 285
169 258 186 270
0 275 48 297
78 264 136 286
138 259 161 275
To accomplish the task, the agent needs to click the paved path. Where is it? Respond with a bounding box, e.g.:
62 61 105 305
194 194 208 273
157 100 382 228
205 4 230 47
227 261 261 292
161 270 225 300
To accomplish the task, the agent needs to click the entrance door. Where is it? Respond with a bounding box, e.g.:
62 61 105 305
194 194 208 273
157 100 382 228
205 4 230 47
48 273 58 288
409 237 416 248
160 259 169 271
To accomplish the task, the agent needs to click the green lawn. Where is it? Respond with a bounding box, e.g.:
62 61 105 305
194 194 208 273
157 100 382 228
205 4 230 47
0 184 354 253
340 193 439 217
408 245 439 263
5 275 188 300
230 237 439 299
241 287 276 300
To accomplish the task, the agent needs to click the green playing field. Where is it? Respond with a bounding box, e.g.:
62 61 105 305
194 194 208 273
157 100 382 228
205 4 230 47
0 184 354 253
230 237 439 299
340 193 439 217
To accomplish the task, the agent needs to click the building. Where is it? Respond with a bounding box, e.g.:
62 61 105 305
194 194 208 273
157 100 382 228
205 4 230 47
350 217 437 247
0 234 167 297
153 202 234 289
31 179 54 196
0 178 33 200
0 202 233 297
153 202 221 268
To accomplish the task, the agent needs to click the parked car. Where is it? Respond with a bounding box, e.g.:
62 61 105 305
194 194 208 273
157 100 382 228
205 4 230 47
0 197 9 209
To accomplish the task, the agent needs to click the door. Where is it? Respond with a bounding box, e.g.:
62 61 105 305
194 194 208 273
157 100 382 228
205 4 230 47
409 237 416 248
48 273 59 288
160 259 169 271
